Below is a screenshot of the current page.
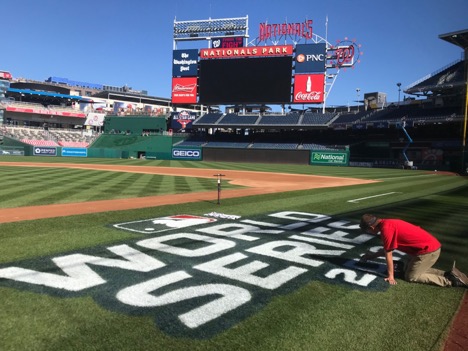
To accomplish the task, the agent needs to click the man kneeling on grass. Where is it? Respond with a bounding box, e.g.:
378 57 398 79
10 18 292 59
359 214 468 288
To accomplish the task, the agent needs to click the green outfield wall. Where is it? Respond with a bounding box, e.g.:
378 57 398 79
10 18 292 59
103 116 167 134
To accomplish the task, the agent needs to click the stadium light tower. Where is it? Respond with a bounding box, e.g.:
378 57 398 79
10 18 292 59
397 82 402 106
356 88 360 111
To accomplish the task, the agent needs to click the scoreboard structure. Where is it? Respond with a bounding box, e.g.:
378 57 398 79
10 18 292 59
172 16 360 109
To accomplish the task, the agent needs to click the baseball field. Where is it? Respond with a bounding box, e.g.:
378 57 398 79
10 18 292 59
0 157 466 351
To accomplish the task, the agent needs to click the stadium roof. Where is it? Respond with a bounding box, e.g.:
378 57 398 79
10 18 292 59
7 88 92 101
405 60 465 95
439 29 468 49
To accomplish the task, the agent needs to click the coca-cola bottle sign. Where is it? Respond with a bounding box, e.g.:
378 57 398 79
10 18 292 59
293 74 325 103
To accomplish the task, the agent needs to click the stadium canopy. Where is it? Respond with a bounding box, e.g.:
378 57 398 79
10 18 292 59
439 29 468 49
7 88 92 101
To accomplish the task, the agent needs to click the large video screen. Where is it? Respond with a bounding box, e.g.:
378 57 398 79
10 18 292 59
198 56 292 105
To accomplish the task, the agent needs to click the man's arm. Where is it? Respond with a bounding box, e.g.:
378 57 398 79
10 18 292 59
359 248 385 262
384 250 397 285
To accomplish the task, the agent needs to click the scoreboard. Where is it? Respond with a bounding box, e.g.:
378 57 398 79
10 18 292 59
171 43 327 105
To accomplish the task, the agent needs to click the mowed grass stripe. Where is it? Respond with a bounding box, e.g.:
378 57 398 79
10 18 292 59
8 169 132 206
0 168 104 207
0 166 239 207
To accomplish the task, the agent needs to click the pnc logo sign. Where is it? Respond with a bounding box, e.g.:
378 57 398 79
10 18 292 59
296 53 325 63
0 212 401 338
295 43 326 73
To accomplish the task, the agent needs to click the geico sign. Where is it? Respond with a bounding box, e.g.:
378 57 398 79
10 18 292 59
172 149 200 158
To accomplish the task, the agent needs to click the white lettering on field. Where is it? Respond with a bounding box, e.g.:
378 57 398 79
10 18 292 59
194 252 307 289
116 271 251 328
0 245 165 291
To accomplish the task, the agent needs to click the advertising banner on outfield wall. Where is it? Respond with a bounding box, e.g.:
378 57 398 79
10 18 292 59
62 148 88 157
310 150 349 166
33 147 57 156
171 148 202 160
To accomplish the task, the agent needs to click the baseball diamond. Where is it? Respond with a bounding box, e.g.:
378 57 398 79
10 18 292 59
1 3 467 350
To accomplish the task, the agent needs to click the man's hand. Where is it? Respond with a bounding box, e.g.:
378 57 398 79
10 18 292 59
384 250 397 285
359 253 370 263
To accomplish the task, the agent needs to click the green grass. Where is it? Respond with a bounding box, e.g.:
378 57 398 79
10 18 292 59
0 164 241 208
0 156 466 351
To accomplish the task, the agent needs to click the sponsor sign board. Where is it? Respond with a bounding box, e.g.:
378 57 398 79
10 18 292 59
171 77 198 104
212 37 243 49
171 110 197 130
0 211 398 338
172 148 202 160
293 74 324 103
295 43 326 73
0 148 24 156
33 147 57 156
311 151 349 165
172 49 199 77
61 148 88 157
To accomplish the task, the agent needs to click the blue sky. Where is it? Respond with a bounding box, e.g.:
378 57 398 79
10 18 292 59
1 0 466 108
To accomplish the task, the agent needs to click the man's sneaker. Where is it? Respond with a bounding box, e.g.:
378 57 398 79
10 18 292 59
445 270 468 288
448 275 467 288
450 261 468 285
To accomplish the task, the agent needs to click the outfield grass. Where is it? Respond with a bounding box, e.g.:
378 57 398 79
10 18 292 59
0 156 466 351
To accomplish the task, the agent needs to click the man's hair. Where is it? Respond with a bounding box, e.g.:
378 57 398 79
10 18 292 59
360 214 379 231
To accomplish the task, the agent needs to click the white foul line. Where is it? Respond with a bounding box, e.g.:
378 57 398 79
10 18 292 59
347 192 401 203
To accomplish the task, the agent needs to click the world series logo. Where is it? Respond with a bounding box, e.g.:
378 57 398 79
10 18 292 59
0 211 403 338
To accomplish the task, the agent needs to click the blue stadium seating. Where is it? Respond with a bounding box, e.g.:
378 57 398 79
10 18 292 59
258 114 300 125
193 112 223 124
301 112 335 125
217 114 260 125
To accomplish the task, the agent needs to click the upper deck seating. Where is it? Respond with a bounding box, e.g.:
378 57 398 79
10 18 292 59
301 112 335 125
193 113 223 125
217 113 259 125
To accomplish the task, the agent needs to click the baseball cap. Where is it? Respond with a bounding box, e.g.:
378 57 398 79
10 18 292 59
360 214 379 231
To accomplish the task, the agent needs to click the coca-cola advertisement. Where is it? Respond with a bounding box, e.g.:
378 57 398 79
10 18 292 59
293 74 324 104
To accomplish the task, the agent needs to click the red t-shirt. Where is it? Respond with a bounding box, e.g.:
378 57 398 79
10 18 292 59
379 219 441 256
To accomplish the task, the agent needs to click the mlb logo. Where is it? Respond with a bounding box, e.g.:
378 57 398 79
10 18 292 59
113 215 217 234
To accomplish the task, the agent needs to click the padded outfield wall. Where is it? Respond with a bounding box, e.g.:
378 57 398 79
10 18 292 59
202 147 350 165
89 134 186 159
202 148 311 164
103 116 167 135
